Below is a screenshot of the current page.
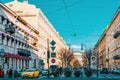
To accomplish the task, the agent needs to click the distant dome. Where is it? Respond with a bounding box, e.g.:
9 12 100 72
73 51 83 61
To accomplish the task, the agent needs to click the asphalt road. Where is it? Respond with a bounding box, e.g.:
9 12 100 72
1 73 120 80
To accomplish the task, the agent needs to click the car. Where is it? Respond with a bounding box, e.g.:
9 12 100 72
107 68 113 73
21 68 39 78
113 68 120 74
18 71 23 77
42 70 48 76
100 68 108 74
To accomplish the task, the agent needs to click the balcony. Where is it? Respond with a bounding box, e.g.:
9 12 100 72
39 59 44 65
18 48 31 56
113 55 120 59
113 31 120 38
5 24 15 34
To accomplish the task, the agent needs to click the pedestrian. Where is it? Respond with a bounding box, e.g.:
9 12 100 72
59 66 62 75
0 67 4 78
8 68 12 78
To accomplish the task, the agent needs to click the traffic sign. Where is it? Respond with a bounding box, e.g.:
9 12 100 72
50 40 56 46
51 59 55 63
51 46 56 51
51 52 56 57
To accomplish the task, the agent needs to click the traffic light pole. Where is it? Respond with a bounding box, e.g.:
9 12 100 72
47 38 50 78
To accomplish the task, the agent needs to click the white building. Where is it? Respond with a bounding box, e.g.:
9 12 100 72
0 2 39 73
5 0 67 69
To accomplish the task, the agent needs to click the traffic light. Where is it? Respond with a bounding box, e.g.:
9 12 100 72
91 56 96 61
47 50 50 58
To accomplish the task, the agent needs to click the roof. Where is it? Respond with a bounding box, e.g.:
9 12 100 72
0 2 39 34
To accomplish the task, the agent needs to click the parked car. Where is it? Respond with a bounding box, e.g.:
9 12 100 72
100 68 108 74
107 68 113 73
42 70 48 76
21 68 39 78
113 68 120 74
15 70 23 77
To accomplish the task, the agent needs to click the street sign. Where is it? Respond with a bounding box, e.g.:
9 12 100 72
50 40 56 46
51 52 56 57
51 59 55 63
51 46 56 51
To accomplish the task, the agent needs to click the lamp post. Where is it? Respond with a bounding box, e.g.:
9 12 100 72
81 44 88 67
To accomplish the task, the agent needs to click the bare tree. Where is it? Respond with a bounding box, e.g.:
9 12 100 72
84 48 93 69
58 48 75 68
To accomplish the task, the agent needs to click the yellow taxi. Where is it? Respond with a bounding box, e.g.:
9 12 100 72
21 68 39 78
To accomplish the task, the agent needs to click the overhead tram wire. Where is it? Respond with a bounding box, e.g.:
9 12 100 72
62 0 74 30
45 0 82 14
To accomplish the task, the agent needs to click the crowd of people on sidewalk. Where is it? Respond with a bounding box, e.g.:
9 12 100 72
0 67 4 78
0 66 20 78
0 66 13 78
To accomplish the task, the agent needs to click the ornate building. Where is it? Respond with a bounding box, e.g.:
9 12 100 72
0 2 39 73
95 7 120 68
5 0 67 69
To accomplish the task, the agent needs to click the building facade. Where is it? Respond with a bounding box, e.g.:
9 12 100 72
5 0 67 69
0 2 39 73
95 7 120 68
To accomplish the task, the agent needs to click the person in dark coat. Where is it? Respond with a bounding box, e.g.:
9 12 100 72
0 68 4 78
8 68 12 78
59 67 62 75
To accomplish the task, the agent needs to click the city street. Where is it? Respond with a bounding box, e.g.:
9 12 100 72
1 72 120 80
0 0 120 80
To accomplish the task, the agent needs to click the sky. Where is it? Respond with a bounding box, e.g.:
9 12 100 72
1 0 120 51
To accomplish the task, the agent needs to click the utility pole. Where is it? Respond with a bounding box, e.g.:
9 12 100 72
47 38 50 78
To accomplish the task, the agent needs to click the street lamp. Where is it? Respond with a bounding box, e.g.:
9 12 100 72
81 44 88 67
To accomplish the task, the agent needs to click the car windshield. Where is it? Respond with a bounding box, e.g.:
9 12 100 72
26 69 34 72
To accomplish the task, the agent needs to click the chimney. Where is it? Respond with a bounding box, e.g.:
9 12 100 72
23 0 28 4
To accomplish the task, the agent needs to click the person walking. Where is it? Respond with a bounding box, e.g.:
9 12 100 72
59 66 62 76
8 68 12 78
0 67 4 78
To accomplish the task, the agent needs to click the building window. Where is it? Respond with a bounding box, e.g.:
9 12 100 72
3 19 7 27
0 15 4 24
1 34 5 44
16 58 17 70
0 34 2 44
19 59 21 70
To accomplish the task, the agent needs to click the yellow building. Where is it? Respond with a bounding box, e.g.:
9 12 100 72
95 30 106 68
5 0 67 69
95 7 120 68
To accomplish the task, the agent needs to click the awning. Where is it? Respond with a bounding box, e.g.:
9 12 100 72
4 52 32 60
